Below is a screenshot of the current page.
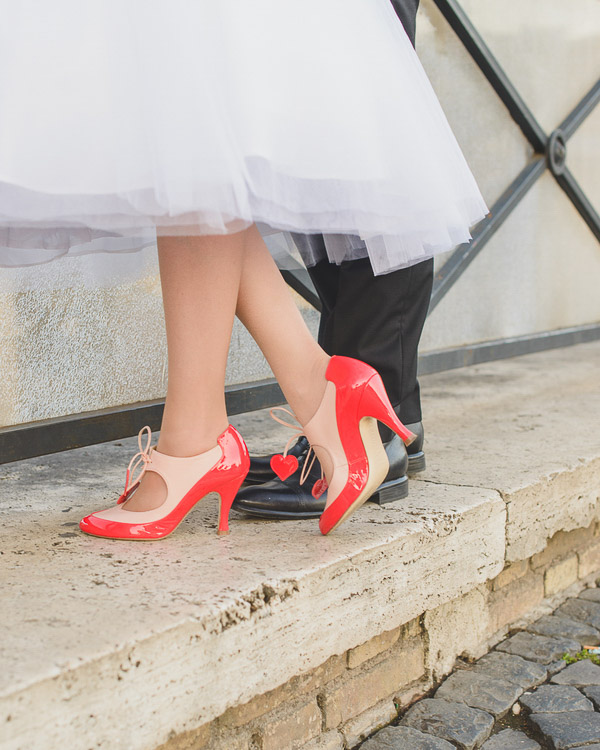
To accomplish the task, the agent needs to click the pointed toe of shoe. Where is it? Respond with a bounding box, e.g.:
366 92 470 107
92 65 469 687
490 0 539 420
318 513 331 536
318 501 346 536
79 513 112 538
79 513 151 540
79 512 128 539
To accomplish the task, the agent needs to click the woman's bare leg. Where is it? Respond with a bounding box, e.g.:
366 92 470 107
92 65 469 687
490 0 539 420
235 226 329 426
126 226 329 512
124 232 245 511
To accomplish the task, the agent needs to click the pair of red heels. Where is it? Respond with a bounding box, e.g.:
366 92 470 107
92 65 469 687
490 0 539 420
80 356 416 540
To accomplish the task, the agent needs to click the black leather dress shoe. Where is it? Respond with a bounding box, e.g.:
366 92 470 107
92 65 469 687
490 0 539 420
233 434 409 520
244 421 425 484
243 435 310 486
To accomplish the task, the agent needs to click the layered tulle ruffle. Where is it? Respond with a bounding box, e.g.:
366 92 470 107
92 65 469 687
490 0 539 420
0 0 487 275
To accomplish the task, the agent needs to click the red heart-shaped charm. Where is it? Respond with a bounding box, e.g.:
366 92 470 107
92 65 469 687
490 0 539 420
270 454 299 481
312 478 328 500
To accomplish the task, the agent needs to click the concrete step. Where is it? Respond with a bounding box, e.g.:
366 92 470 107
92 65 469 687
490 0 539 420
1 341 599 750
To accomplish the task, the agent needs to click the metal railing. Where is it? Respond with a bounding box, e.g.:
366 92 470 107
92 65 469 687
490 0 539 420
1 0 599 463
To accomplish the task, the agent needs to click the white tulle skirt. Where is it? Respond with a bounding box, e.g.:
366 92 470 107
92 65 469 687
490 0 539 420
0 0 487 276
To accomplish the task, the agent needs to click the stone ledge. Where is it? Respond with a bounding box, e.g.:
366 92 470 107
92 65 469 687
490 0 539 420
1 341 599 750
1 481 504 750
411 341 600 564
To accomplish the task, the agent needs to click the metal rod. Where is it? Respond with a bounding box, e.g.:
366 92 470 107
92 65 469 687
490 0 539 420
418 323 600 375
0 379 285 465
560 79 600 140
555 167 600 243
432 0 547 152
279 266 322 311
429 156 547 312
4 321 600 465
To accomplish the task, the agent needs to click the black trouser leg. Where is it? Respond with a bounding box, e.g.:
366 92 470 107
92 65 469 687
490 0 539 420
389 0 419 47
308 254 433 437
301 0 431 437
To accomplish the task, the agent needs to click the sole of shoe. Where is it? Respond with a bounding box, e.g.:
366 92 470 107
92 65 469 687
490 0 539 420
371 474 409 505
407 451 426 475
242 475 275 487
234 475 408 520
80 487 233 541
233 507 323 520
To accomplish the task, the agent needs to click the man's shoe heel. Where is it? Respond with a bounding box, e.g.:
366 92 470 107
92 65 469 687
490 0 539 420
408 452 426 474
372 475 409 505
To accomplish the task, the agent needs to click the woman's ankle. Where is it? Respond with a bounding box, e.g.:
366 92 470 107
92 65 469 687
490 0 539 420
156 420 228 457
284 351 330 426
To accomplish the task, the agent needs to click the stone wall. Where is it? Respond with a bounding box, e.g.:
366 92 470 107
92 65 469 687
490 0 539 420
158 523 600 750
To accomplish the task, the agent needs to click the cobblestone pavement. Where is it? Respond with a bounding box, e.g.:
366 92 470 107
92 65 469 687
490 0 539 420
360 586 600 750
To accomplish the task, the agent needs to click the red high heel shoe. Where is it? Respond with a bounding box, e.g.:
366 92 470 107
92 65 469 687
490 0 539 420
79 425 249 540
304 356 416 535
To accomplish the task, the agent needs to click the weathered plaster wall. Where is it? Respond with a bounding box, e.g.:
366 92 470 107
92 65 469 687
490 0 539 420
0 252 318 427
417 0 600 352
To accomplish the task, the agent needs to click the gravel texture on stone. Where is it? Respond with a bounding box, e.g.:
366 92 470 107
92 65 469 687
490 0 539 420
578 588 600 603
526 614 600 646
495 632 580 664
481 729 541 749
584 685 600 711
401 699 494 750
435 670 522 718
470 653 547 689
519 684 594 713
529 710 600 749
550 660 600 686
361 726 455 749
556 598 600 630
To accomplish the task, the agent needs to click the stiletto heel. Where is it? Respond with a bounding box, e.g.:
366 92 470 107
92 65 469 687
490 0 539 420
357 373 417 446
217 475 247 536
295 356 417 535
80 425 249 540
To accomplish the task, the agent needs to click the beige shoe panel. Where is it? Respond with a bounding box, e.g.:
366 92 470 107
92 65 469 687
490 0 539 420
92 444 222 524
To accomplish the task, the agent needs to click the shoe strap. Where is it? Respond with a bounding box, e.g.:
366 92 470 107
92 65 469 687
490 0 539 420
269 407 321 487
118 426 154 503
